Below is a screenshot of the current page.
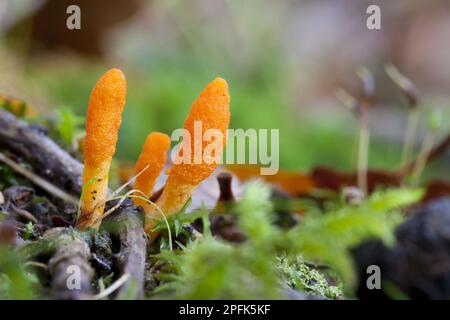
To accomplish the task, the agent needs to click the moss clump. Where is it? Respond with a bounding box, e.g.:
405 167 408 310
277 256 342 299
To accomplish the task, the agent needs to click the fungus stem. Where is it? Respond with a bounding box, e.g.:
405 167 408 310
76 175 98 221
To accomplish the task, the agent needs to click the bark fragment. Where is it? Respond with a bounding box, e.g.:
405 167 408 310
0 109 83 195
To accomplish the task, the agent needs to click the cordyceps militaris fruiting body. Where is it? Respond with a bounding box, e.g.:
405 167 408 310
76 68 127 230
144 77 230 237
133 132 171 209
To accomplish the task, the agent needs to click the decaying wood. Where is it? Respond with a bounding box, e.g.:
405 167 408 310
47 229 94 300
0 109 83 195
0 109 148 299
21 227 94 299
0 152 79 204
105 202 147 299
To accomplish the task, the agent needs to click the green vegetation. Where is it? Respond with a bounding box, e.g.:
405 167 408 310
277 256 342 299
0 246 38 299
148 182 421 299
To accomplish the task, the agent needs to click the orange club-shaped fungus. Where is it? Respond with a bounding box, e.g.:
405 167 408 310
144 77 230 236
76 68 127 230
133 132 171 209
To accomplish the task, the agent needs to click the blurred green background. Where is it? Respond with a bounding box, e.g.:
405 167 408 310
1 0 449 179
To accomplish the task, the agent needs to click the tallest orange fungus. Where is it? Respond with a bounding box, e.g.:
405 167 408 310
76 68 127 231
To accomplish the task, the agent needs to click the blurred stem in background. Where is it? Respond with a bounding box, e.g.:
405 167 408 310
385 64 420 168
410 108 442 187
357 115 369 195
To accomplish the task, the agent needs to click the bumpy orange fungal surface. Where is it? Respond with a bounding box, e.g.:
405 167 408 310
84 68 127 165
144 77 230 235
133 132 170 207
77 68 127 230
170 77 230 185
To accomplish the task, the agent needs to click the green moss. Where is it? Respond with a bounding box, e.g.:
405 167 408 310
22 222 35 241
277 256 342 299
150 183 421 299
0 246 38 299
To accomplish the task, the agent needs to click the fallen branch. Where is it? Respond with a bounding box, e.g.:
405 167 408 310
48 234 93 299
0 109 83 195
1 109 147 299
22 227 94 299
0 151 78 204
104 201 147 299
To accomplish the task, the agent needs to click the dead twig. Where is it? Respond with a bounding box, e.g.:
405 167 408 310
103 201 147 299
0 109 83 195
0 151 78 204
24 228 94 300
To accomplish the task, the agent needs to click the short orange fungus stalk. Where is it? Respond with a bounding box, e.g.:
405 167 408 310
144 77 230 235
133 132 170 209
77 68 127 230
